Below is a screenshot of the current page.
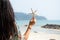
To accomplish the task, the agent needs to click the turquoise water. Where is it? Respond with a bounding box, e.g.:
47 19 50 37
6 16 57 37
16 20 60 34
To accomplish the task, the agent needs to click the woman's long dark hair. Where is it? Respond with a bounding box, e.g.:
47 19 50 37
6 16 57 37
0 0 18 40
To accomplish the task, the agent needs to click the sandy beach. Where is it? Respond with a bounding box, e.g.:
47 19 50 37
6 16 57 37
19 26 60 40
28 32 60 40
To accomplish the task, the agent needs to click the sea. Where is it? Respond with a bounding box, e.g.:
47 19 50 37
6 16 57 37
15 20 60 35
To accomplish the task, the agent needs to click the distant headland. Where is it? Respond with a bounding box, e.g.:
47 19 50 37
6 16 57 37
14 12 47 20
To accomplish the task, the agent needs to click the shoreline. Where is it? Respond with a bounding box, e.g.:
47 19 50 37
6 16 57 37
41 28 60 31
20 27 60 40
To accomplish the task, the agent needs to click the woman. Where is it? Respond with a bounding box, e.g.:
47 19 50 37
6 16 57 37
0 0 18 40
0 0 36 40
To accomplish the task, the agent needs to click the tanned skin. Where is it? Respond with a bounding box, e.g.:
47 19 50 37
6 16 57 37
24 8 37 40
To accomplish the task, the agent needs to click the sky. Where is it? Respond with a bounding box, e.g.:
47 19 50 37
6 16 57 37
10 0 60 20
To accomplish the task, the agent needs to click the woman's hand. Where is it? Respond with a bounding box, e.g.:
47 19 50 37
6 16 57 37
29 17 36 26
